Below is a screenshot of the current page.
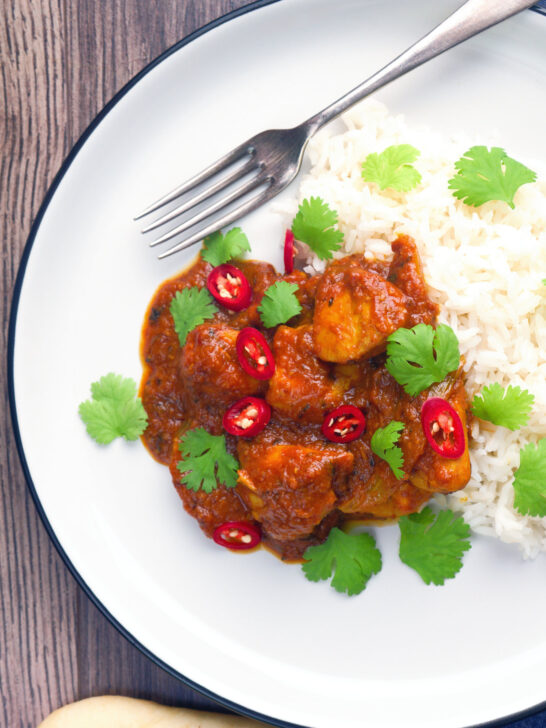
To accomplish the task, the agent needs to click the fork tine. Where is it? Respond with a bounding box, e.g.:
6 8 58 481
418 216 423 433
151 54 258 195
141 158 260 234
157 181 274 259
149 174 268 248
134 142 254 220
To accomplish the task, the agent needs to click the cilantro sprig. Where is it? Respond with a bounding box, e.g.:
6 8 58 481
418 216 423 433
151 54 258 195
258 280 302 327
471 383 534 431
398 507 471 585
370 421 405 480
361 144 422 192
448 146 536 209
291 196 344 260
177 428 239 493
201 227 251 267
79 373 148 444
385 323 460 396
302 528 382 596
170 286 218 347
513 440 546 517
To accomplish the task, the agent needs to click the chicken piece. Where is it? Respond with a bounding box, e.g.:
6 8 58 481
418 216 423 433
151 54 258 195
335 439 398 514
266 325 350 423
168 436 250 537
313 257 408 363
409 377 471 493
388 235 438 327
179 323 265 408
264 510 343 562
237 426 354 542
353 482 431 520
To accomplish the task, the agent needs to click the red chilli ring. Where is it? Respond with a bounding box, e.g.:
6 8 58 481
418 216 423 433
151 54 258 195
222 396 271 438
213 521 261 550
420 397 465 459
236 327 275 380
206 263 252 311
284 229 295 274
322 405 366 443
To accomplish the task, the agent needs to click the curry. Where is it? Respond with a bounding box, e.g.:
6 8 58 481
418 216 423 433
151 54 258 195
139 234 471 561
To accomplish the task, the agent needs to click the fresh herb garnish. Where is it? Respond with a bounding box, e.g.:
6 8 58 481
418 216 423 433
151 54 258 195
370 421 405 480
361 144 422 192
177 428 239 493
170 286 218 347
398 507 471 585
448 146 536 209
258 280 302 327
291 196 344 260
201 227 251 267
513 440 546 517
385 323 460 396
302 527 382 596
471 383 534 431
79 373 148 444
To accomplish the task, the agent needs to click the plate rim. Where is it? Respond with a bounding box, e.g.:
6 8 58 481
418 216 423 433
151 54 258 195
7 2 546 727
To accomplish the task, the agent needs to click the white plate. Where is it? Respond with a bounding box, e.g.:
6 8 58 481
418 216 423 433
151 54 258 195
9 1 546 727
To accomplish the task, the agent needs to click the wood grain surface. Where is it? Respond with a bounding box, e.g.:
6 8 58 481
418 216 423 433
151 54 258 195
1 3 254 727
3 3 546 728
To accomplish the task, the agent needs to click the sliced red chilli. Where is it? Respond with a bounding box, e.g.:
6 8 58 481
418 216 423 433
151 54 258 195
322 405 366 443
223 396 271 437
206 263 252 311
236 327 275 380
284 229 295 274
421 397 465 459
213 521 261 550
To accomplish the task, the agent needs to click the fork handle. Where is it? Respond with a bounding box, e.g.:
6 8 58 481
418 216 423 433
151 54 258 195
304 0 536 135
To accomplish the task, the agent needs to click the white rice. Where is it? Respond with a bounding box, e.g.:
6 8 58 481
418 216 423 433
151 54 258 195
281 100 546 558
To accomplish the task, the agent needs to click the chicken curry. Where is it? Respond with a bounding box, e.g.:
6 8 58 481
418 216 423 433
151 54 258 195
139 234 471 561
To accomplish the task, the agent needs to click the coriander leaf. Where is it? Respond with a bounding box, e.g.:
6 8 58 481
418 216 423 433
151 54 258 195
177 428 239 493
513 440 546 517
258 280 302 327
201 227 251 267
471 383 534 431
170 286 217 347
399 507 471 585
79 373 148 444
448 146 536 209
361 144 422 192
90 372 138 404
385 323 460 396
542 279 546 286
370 421 405 479
79 400 148 444
302 527 382 596
291 196 344 260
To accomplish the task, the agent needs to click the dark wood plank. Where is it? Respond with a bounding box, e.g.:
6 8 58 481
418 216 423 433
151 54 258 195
76 593 231 712
1 3 79 727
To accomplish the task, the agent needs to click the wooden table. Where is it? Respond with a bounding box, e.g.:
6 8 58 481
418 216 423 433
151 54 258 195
3 2 546 727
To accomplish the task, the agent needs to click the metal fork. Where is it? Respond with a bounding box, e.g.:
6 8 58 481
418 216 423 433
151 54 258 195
137 0 535 259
